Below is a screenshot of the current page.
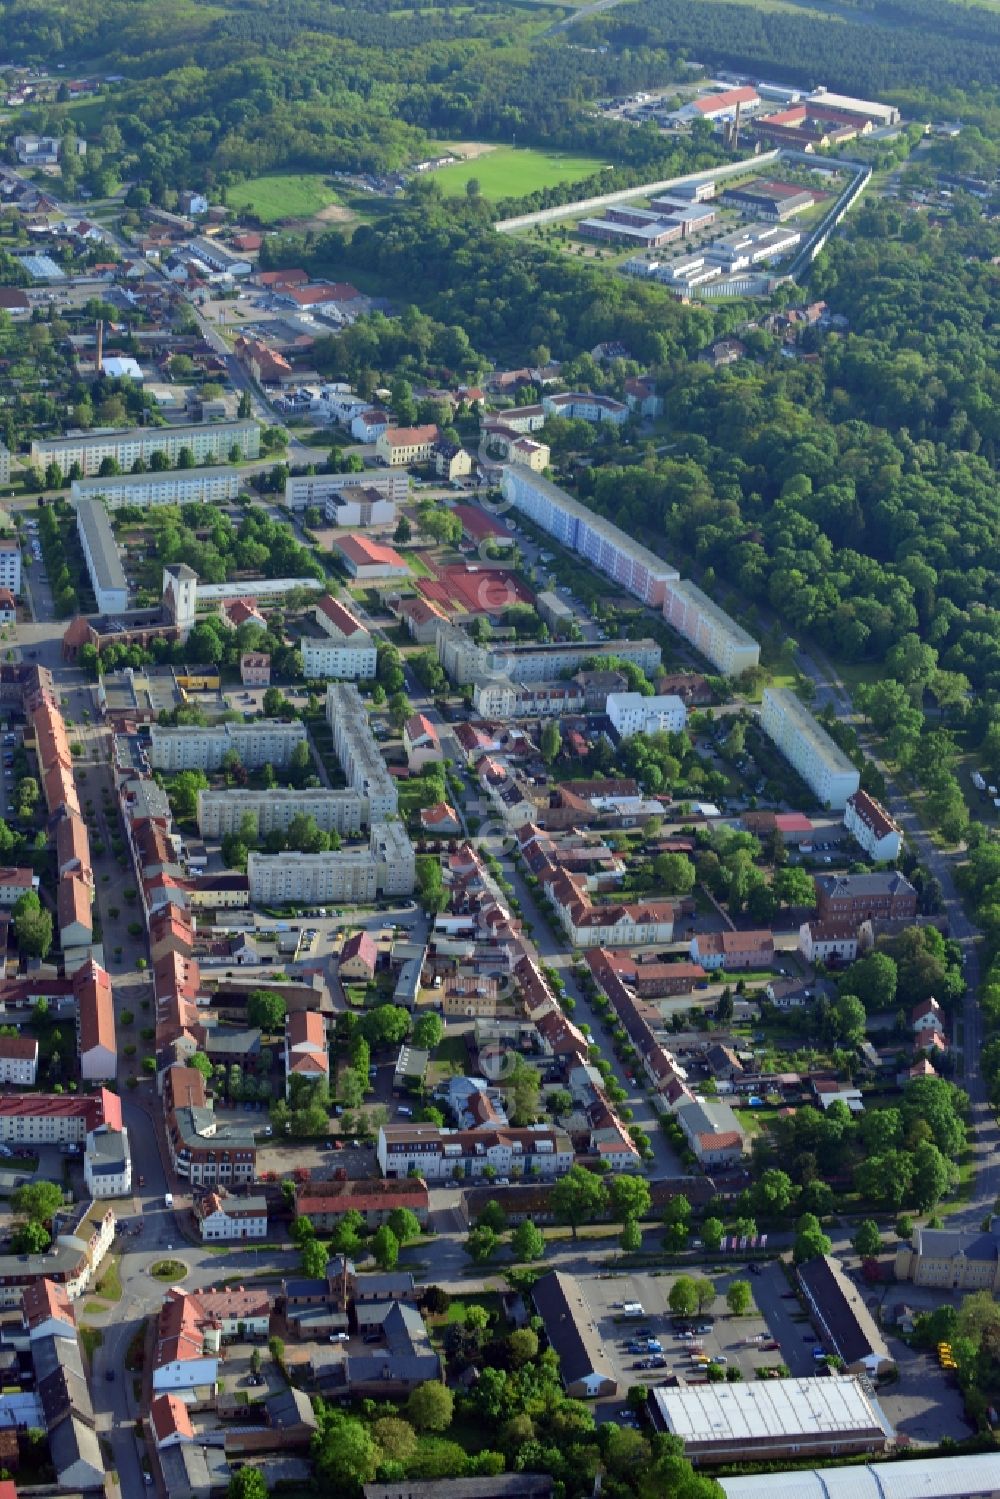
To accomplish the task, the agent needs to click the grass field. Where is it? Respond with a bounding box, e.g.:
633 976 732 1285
431 146 610 200
226 173 344 224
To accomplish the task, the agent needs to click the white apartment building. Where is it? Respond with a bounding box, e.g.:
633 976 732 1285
31 419 260 477
83 1127 132 1199
0 443 9 486
302 638 377 679
375 424 438 466
247 821 414 903
284 470 408 512
607 691 687 738
197 1194 268 1241
0 1036 38 1085
844 790 903 861
501 467 679 607
71 468 242 510
377 1123 574 1182
435 616 661 688
326 682 398 820
760 688 861 810
198 787 366 839
149 719 307 772
541 391 629 425
76 499 128 613
661 578 761 676
0 538 19 596
472 678 585 718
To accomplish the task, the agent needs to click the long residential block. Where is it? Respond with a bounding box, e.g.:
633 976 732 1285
149 719 308 772
76 499 128 614
377 1123 574 1181
247 822 414 903
435 617 661 688
500 468 678 607
71 467 242 510
32 419 260 477
326 682 398 820
661 578 760 677
284 470 408 511
760 688 861 809
302 638 377 680
198 786 367 839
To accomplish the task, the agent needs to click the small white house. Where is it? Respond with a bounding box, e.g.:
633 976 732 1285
844 789 903 862
196 1191 268 1241
798 920 859 966
83 1126 132 1199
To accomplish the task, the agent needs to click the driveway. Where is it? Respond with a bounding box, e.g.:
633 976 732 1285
747 1260 819 1376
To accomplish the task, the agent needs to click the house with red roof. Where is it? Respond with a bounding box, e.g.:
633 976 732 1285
339 930 377 982
284 1010 328 1097
844 789 903 861
150 1392 196 1450
335 534 410 580
314 594 370 644
420 801 462 835
375 423 439 467
0 1034 38 1086
74 959 116 1081
403 713 441 770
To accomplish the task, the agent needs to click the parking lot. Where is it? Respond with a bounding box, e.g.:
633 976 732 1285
580 1266 791 1425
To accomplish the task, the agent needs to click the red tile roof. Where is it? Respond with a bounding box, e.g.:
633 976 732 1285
316 594 367 636
150 1392 195 1444
336 534 408 569
74 959 115 1056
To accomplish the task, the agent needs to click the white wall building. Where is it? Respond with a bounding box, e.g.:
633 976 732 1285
760 689 861 809
0 1036 38 1085
661 578 760 676
83 1126 132 1198
302 638 377 679
844 790 902 861
501 468 679 608
149 719 307 772
284 470 408 511
198 786 366 839
71 468 242 510
607 691 687 738
247 822 414 904
196 1193 268 1241
326 682 398 820
541 392 629 425
0 444 9 487
377 1123 574 1181
31 420 260 477
0 537 20 595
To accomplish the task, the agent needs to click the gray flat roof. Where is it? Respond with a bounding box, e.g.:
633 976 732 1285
76 500 127 595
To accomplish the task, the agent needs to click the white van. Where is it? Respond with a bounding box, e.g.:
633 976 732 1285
164 1193 174 1208
622 1302 645 1317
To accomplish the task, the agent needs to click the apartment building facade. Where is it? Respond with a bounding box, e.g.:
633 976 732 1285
375 424 439 466
377 1123 574 1181
761 689 861 809
198 786 366 839
541 391 629 425
0 538 21 595
284 470 408 512
661 578 761 677
302 638 377 679
326 682 398 820
436 617 661 687
71 468 242 510
607 691 687 738
844 789 903 861
247 822 415 903
149 719 308 772
500 468 678 608
32 419 260 477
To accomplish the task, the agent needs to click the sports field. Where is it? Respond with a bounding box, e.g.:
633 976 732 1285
226 172 344 223
431 146 610 200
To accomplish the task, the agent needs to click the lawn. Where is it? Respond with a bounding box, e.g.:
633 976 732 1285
431 146 610 201
226 172 344 224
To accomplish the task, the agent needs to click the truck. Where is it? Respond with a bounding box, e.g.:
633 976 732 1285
622 1302 645 1317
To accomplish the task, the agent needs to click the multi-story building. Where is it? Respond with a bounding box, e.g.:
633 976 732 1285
895 1217 1000 1292
247 821 414 904
661 578 761 677
31 420 260 477
0 537 20 595
814 871 918 924
0 867 36 906
798 920 859 966
284 1009 329 1097
71 468 242 510
0 1201 116 1308
195 1191 268 1241
0 1089 120 1146
0 1035 38 1085
377 1123 574 1181
0 443 9 486
690 930 775 970
76 500 128 613
149 719 307 772
472 679 585 718
295 1177 429 1230
163 1064 257 1187
198 786 366 839
675 1096 747 1167
844 789 903 861
83 1125 132 1198
760 689 861 809
75 959 117 1081
326 682 398 819
284 470 407 512
302 638 377 679
375 424 439 466
541 392 629 425
607 691 687 738
336 534 410 579
501 468 678 608
435 617 661 688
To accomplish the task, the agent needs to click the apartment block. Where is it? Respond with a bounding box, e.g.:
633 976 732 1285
284 470 408 511
76 500 128 614
0 443 9 486
375 424 439 466
302 638 377 679
0 1090 120 1146
247 820 414 904
760 689 861 809
71 468 242 510
31 420 260 478
435 616 661 688
661 578 761 676
500 468 678 608
149 719 307 772
844 789 903 861
541 392 628 425
607 691 687 738
197 787 366 839
377 1123 574 1182
0 538 20 596
326 682 398 820
0 1035 38 1085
